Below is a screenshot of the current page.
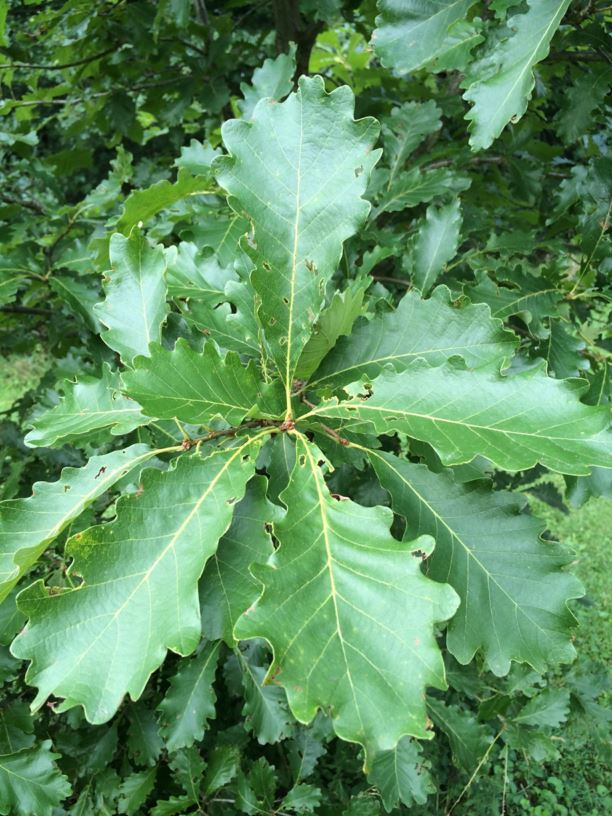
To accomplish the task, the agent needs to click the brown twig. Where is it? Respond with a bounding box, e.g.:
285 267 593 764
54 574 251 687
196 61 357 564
187 419 278 448
300 395 349 445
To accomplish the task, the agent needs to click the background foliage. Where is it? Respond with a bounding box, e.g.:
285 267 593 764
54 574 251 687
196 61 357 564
0 1 610 814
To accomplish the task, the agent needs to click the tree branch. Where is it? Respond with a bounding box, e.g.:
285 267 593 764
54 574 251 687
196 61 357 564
0 192 47 214
0 47 117 71
0 304 53 316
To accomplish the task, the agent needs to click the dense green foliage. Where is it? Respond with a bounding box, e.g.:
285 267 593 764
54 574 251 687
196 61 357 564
0 1 610 814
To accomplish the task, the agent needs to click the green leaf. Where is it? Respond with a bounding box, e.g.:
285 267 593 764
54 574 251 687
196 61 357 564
171 745 206 797
310 286 517 389
543 321 589 380
513 687 570 727
281 783 322 813
238 44 297 119
372 1 478 74
0 444 158 603
151 795 194 816
555 65 611 144
95 230 168 365
238 645 293 745
409 199 462 295
175 140 221 176
463 0 572 150
215 75 380 410
295 276 370 381
248 757 277 809
367 737 433 812
190 210 250 267
309 361 611 475
12 435 266 722
165 242 235 301
25 364 149 448
0 588 25 645
427 699 491 772
203 745 239 794
200 477 281 645
235 434 458 760
49 275 103 333
373 166 470 218
185 271 262 357
122 340 275 428
382 101 442 187
367 451 583 674
0 703 34 754
116 169 213 233
0 740 72 816
157 641 220 752
425 18 484 72
118 767 156 816
467 269 565 335
127 702 163 766
0 0 7 47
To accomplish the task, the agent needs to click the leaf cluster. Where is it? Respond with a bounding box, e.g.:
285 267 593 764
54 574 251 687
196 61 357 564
0 1 610 813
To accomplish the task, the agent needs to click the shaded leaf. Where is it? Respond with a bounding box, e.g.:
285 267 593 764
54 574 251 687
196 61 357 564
427 698 490 772
157 641 220 752
368 737 433 812
239 646 293 745
513 687 571 727
118 767 156 816
0 740 71 816
200 477 281 645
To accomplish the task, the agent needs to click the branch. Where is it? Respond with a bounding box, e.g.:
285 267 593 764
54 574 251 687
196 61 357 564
425 155 505 170
0 304 53 316
6 76 187 108
548 50 610 63
0 47 116 71
160 37 207 58
0 192 47 214
187 419 279 448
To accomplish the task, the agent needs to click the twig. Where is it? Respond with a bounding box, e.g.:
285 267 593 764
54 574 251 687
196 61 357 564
0 192 47 214
547 50 610 63
371 275 411 287
161 37 207 58
426 155 504 171
300 395 349 445
448 727 505 814
0 47 116 71
6 76 187 109
188 419 278 447
0 304 52 316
